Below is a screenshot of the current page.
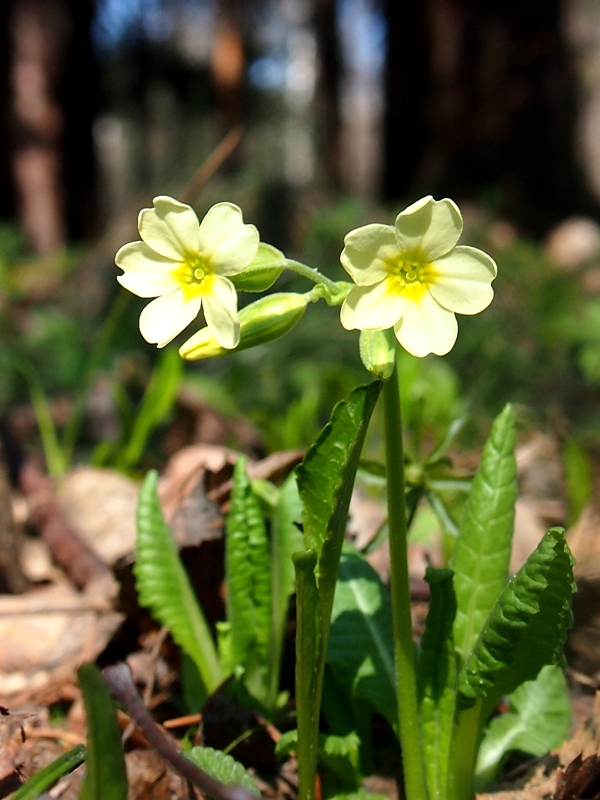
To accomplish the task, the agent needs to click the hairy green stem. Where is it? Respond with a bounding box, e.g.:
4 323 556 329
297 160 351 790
284 259 339 289
383 365 428 800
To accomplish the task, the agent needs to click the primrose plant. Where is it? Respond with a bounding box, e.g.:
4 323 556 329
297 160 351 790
116 195 575 800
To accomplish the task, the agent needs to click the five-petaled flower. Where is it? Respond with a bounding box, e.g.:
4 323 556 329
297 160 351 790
339 196 497 358
115 196 259 349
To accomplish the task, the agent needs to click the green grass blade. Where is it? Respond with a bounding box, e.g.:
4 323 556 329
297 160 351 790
78 664 127 800
452 404 517 664
418 567 458 800
224 457 272 702
457 527 574 708
117 348 182 471
14 358 66 477
135 471 222 697
11 745 85 800
327 545 396 731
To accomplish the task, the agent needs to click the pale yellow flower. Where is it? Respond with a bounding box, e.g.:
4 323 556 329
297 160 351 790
116 196 259 349
340 196 497 357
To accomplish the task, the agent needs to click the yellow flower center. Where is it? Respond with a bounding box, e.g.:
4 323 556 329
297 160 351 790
173 253 212 297
386 256 437 302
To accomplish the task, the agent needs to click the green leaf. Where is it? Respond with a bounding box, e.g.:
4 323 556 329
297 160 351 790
11 745 85 800
230 242 285 292
275 729 362 788
117 348 182 472
318 730 362 788
224 457 272 702
294 382 381 800
475 664 571 788
296 381 382 621
418 567 458 800
134 471 222 697
327 545 396 730
458 527 574 709
268 471 304 709
78 664 127 800
452 404 517 664
185 747 260 798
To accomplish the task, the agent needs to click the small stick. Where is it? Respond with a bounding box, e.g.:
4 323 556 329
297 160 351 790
103 663 257 800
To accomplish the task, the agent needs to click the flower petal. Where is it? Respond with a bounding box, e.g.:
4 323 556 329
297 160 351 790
198 203 259 276
394 196 463 261
429 246 497 314
138 196 201 260
201 274 240 348
393 292 458 357
340 279 405 331
139 290 201 348
340 224 399 285
116 241 181 297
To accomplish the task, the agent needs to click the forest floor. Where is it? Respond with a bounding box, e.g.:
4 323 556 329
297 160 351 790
1 396 600 800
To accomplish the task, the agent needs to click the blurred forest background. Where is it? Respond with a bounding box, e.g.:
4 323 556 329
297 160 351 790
5 0 600 461
2 0 600 246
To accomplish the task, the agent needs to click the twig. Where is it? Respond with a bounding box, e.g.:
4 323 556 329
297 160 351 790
19 460 111 589
103 663 258 800
179 125 243 206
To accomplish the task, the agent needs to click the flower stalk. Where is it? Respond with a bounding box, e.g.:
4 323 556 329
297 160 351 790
382 359 428 800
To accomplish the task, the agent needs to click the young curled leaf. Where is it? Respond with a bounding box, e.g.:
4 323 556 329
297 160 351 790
458 527 574 709
135 471 222 697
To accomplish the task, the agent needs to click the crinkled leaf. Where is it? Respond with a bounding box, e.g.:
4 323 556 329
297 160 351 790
458 527 574 708
327 545 396 730
78 664 127 800
452 404 517 663
134 471 222 697
418 566 458 800
185 747 259 798
296 381 382 622
230 242 285 292
476 664 571 788
224 457 272 701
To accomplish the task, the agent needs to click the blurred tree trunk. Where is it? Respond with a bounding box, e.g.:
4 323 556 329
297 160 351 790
315 0 342 189
10 0 68 253
5 0 97 253
383 0 596 232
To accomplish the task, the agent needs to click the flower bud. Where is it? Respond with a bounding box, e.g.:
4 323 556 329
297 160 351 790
230 242 285 292
359 329 396 379
180 292 310 360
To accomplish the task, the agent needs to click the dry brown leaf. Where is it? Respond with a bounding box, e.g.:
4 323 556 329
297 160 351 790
0 710 25 782
0 582 122 706
58 467 139 565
